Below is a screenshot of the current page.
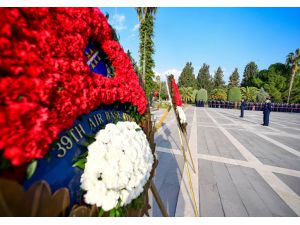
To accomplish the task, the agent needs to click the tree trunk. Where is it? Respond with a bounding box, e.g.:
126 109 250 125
287 69 295 103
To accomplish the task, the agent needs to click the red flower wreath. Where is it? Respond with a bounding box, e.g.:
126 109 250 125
0 8 147 166
171 79 183 107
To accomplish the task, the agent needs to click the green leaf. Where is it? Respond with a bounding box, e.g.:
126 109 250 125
72 158 86 170
26 160 37 179
130 193 144 209
135 128 142 132
72 151 88 162
0 155 11 171
109 209 116 217
80 141 91 147
98 208 105 217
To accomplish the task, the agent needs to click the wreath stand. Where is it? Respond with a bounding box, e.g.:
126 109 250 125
141 83 169 217
165 76 199 217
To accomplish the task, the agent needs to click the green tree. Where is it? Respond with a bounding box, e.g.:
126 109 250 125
196 89 208 102
160 81 168 100
210 89 227 101
178 62 197 88
213 66 225 88
153 75 161 100
256 88 269 102
241 62 259 87
240 86 259 102
228 87 241 102
256 63 289 102
228 68 240 88
179 87 194 104
197 63 213 93
286 48 300 103
289 73 300 103
136 7 157 98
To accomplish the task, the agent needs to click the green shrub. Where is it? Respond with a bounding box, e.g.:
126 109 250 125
196 89 208 102
192 89 198 102
228 87 241 102
210 89 227 101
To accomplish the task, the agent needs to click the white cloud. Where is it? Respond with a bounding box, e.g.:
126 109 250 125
111 14 127 31
155 68 181 82
131 24 139 32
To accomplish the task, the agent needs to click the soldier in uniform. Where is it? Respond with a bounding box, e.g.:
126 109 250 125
271 102 275 112
245 102 249 110
262 98 272 126
274 103 278 112
288 103 292 112
240 99 246 118
291 103 295 113
294 103 300 113
282 103 286 112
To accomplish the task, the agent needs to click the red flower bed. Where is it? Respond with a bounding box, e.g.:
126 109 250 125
171 79 182 107
0 8 147 166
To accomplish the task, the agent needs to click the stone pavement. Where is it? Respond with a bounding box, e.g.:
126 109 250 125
148 106 300 217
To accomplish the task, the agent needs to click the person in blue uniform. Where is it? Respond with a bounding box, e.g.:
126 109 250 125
240 99 246 117
262 98 272 126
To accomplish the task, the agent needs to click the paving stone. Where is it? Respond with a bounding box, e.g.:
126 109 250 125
153 106 300 217
226 165 273 216
211 162 248 216
199 183 224 216
227 129 300 171
241 167 297 216
275 173 300 196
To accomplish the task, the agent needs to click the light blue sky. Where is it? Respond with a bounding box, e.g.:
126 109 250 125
101 7 300 83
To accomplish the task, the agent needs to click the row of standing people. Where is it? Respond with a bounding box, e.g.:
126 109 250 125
241 102 300 113
195 100 205 107
204 100 300 113
207 100 235 109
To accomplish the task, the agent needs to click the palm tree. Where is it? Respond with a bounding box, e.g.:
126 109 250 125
286 48 300 103
179 87 194 104
136 8 157 22
135 7 157 98
241 86 259 102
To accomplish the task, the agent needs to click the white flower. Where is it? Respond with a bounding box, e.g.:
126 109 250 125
95 129 110 143
101 190 119 212
176 106 187 124
80 121 153 211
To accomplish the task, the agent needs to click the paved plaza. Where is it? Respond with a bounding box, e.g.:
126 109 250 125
148 106 300 217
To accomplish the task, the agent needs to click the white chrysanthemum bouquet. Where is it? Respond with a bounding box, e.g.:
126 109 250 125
80 121 154 212
176 106 187 124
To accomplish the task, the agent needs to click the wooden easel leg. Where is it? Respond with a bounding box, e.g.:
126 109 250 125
150 180 169 217
182 130 196 173
177 127 199 217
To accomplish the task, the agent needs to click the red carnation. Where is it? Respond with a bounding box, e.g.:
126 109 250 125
171 79 183 107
